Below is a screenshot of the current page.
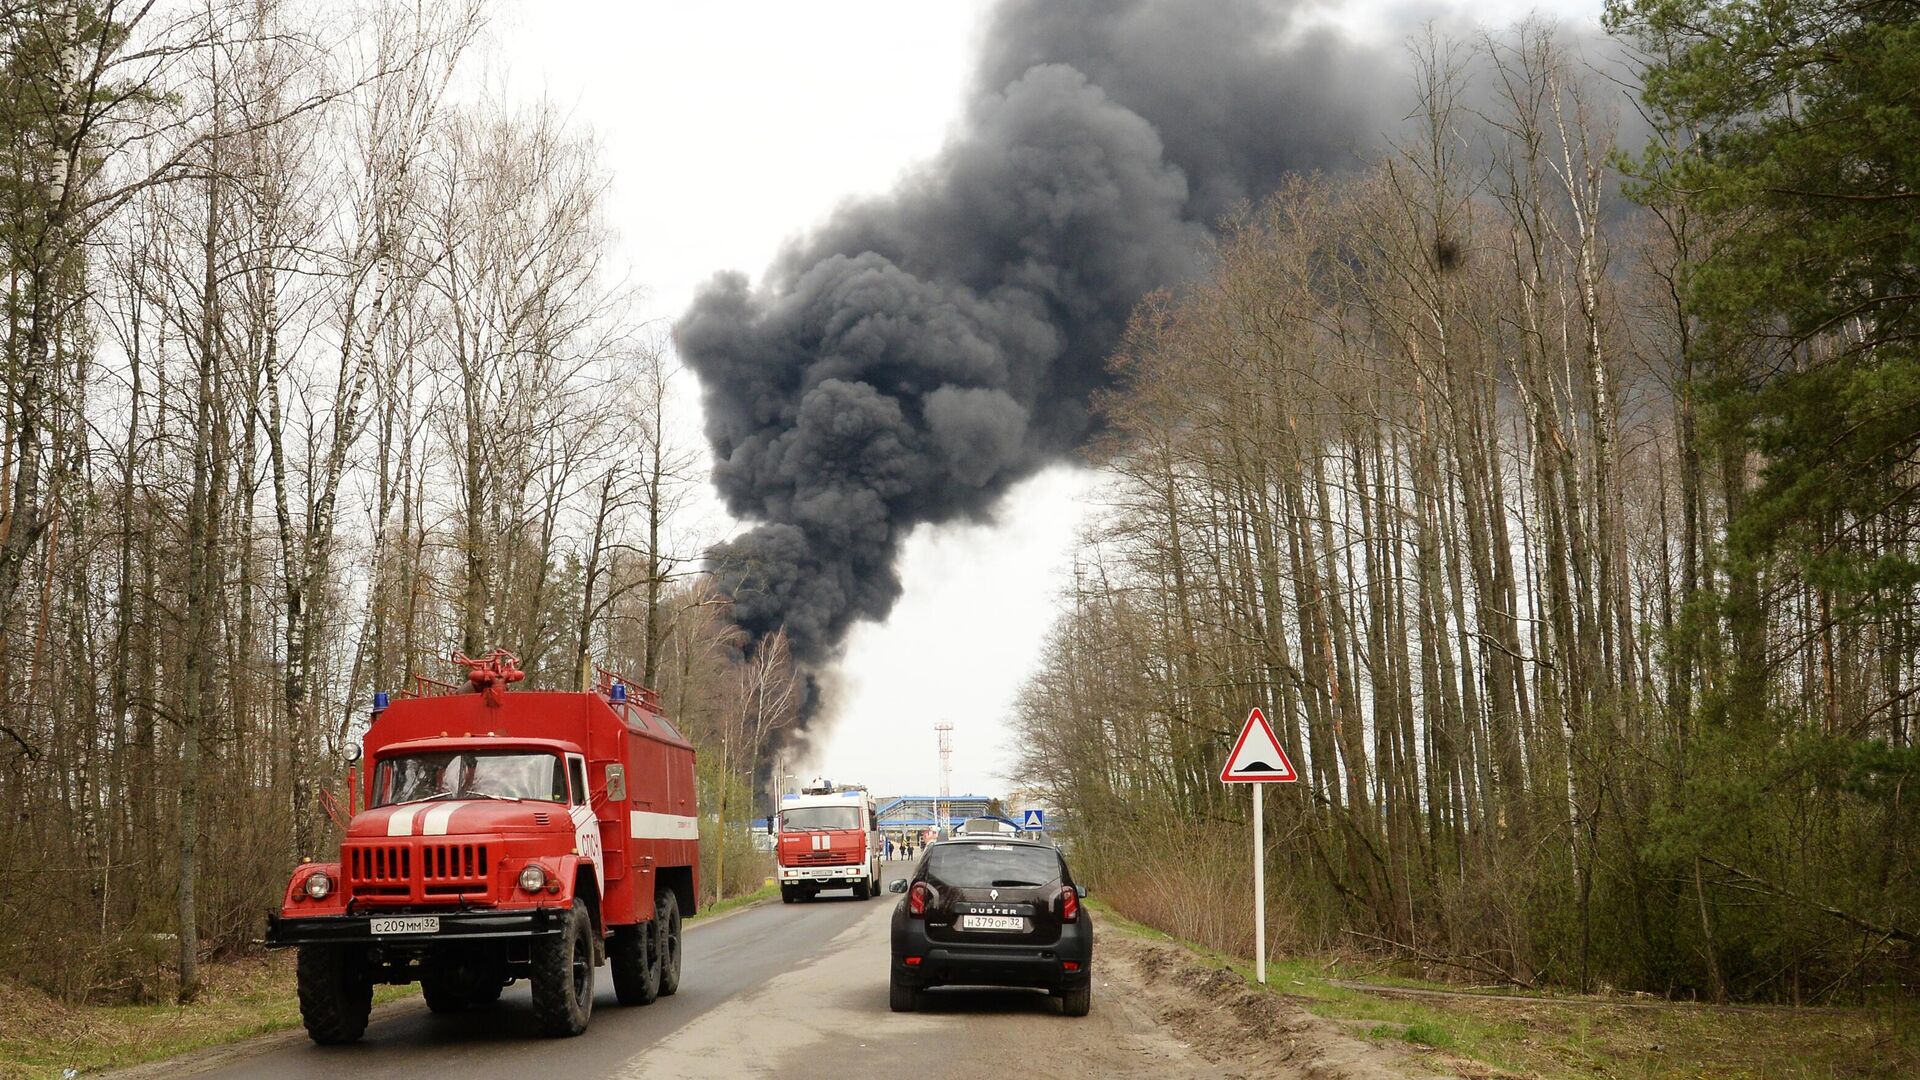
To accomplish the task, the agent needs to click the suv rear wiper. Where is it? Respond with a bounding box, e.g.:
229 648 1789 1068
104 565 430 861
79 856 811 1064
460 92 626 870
991 879 1043 887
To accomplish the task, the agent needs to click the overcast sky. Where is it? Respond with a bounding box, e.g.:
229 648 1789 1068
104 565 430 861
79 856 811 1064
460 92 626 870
497 0 1601 800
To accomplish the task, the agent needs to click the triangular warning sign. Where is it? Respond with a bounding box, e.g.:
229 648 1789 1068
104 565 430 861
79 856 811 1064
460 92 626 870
1221 707 1299 783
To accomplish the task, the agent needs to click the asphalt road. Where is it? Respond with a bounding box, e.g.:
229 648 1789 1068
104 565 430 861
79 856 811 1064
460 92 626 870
130 862 1231 1079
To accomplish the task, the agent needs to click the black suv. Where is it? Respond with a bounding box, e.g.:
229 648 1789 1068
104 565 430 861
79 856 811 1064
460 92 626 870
887 836 1092 1016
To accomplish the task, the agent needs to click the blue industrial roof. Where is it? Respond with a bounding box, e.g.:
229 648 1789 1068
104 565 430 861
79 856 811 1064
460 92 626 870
875 794 993 817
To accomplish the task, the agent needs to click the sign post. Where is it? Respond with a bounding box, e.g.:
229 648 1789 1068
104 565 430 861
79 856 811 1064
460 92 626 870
1254 782 1264 984
1220 706 1299 985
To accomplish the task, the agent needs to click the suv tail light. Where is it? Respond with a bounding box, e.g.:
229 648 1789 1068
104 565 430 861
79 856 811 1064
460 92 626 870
908 881 934 917
1059 885 1079 922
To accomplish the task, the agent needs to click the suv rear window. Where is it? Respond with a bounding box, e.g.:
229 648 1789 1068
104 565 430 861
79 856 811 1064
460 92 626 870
926 844 1062 888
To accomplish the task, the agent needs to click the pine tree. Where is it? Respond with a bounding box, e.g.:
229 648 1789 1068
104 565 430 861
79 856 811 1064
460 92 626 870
1612 0 1920 603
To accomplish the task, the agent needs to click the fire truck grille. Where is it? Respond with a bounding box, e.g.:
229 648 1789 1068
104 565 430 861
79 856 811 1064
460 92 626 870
421 843 490 894
792 850 860 866
347 844 412 897
346 843 491 899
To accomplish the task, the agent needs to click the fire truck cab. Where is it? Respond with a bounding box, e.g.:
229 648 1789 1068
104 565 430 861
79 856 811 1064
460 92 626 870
773 778 883 902
266 652 697 1042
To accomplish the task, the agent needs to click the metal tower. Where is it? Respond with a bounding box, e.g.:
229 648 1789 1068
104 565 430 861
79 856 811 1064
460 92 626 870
935 722 954 837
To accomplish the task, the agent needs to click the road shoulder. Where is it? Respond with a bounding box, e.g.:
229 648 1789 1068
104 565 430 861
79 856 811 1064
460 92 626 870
91 889 779 1080
1100 929 1459 1079
95 995 425 1080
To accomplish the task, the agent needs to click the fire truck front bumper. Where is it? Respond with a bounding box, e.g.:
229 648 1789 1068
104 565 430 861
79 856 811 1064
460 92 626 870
779 863 869 885
266 906 570 948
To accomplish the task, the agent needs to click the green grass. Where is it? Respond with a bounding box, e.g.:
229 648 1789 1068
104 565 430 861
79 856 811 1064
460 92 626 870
1402 1019 1455 1048
1367 1020 1456 1048
1087 899 1920 1079
690 879 778 923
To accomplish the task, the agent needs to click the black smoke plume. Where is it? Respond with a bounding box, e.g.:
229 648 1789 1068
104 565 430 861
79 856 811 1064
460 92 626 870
677 0 1396 683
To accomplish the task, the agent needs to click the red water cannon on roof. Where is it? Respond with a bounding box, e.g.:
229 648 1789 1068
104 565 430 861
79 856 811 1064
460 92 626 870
453 648 525 706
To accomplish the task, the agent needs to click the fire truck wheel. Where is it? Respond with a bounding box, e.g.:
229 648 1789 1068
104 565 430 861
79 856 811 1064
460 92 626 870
657 889 683 996
609 918 661 1006
780 885 798 904
531 899 596 1035
295 945 373 1044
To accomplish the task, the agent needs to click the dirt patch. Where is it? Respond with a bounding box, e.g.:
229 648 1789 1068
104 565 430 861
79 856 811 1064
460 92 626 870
1100 929 1462 1079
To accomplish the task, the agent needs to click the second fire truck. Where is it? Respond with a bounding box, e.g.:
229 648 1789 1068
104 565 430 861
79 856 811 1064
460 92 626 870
772 778 883 902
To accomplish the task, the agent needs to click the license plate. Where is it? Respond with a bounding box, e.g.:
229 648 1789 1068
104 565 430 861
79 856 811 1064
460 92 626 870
370 916 440 935
960 914 1023 932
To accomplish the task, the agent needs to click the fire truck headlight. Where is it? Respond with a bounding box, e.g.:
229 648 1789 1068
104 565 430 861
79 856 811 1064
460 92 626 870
518 864 549 893
304 871 333 900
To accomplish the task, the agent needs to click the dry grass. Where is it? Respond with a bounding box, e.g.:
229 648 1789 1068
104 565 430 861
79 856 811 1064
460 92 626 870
0 953 415 1080
1094 825 1269 958
691 879 777 921
1372 989 1920 1079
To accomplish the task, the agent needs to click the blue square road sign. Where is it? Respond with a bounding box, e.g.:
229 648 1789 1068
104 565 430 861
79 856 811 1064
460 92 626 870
1021 808 1045 830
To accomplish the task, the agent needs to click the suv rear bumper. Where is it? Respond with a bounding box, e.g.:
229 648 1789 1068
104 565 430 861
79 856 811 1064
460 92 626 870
891 918 1093 990
266 906 568 948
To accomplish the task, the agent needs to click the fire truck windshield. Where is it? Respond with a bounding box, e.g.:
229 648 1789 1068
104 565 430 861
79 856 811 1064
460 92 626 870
780 806 861 831
372 750 567 806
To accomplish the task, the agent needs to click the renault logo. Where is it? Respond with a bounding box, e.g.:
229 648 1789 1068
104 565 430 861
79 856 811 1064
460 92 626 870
990 889 999 900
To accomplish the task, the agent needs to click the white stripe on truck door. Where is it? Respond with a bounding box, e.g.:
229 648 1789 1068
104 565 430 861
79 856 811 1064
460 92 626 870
629 810 699 840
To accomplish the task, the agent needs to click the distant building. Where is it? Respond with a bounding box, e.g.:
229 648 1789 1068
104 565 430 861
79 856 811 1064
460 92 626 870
874 794 994 838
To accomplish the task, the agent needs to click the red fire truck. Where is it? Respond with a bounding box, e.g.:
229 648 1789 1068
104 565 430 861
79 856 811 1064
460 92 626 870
267 652 698 1042
772 778 883 902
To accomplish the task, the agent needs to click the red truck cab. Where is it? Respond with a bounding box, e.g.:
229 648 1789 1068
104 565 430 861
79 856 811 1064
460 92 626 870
267 652 697 1042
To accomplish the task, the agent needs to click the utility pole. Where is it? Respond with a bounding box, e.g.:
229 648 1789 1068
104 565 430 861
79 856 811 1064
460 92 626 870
935 722 953 838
